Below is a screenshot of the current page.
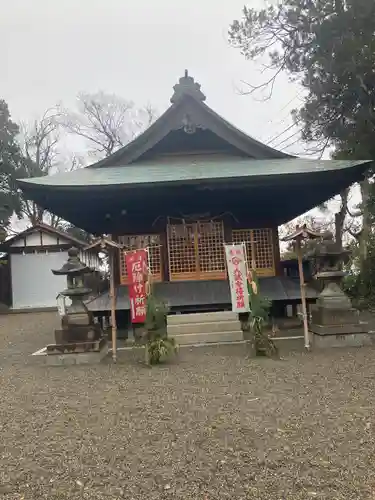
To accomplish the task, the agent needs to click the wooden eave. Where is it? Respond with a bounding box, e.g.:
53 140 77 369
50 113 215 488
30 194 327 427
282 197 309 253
281 225 324 242
15 159 371 234
15 65 372 233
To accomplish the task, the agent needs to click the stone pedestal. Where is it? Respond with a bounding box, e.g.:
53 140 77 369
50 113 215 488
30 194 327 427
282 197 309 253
309 279 373 348
46 337 108 366
304 232 374 348
54 323 102 344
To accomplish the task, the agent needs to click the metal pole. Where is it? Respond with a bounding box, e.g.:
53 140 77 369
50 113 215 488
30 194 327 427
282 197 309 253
296 239 310 350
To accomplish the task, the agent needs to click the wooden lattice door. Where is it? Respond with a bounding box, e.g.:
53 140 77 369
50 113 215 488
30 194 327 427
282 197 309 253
232 228 275 276
196 222 226 279
167 221 226 281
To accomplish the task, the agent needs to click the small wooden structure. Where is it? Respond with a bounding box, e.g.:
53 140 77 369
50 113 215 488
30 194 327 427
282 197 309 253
84 237 123 362
282 225 322 349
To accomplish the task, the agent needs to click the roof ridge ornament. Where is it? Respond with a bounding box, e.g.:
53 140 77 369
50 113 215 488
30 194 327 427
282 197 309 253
170 70 206 104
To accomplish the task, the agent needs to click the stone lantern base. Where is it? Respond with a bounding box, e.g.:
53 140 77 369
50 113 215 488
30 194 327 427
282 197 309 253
309 305 373 348
305 234 375 348
45 337 108 366
309 283 374 348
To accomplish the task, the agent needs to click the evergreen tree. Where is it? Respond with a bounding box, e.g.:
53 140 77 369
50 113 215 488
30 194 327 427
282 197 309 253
0 100 26 237
229 0 375 158
230 0 375 303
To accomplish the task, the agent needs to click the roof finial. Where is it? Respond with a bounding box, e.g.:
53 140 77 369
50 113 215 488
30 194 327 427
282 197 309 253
170 70 206 104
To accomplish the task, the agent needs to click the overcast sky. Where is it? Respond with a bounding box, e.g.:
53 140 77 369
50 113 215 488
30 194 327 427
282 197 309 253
1 0 303 156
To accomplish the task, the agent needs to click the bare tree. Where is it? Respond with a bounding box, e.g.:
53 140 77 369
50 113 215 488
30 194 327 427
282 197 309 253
17 109 61 226
279 190 367 263
15 92 157 233
18 109 83 227
21 109 60 174
279 213 333 261
59 91 157 159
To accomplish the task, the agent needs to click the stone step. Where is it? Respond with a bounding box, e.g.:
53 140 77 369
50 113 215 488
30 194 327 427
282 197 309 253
172 330 244 345
168 320 241 336
167 311 237 325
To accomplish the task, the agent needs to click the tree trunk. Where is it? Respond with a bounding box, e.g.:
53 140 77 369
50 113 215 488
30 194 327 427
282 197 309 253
335 189 349 248
359 179 371 265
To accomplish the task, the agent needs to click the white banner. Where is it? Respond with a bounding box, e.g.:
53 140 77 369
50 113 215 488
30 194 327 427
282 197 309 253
224 243 250 313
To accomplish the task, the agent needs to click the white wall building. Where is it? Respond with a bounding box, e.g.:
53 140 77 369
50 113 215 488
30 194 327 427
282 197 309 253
0 224 100 310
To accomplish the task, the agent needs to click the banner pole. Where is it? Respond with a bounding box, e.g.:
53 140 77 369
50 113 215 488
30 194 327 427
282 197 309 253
108 244 117 363
296 238 310 351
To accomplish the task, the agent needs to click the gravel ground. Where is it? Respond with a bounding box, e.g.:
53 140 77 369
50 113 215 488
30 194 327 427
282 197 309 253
1 312 375 499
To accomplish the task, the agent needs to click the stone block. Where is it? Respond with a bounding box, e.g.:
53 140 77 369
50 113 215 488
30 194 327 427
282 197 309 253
167 311 237 325
172 330 243 345
309 322 368 336
168 320 242 335
312 332 375 349
47 337 106 354
46 340 108 366
54 323 102 344
310 306 361 326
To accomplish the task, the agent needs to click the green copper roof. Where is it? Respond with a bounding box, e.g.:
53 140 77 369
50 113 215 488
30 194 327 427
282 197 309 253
18 158 371 188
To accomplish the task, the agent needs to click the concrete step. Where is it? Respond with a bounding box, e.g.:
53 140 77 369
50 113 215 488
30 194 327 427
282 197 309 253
172 330 244 345
167 311 237 325
168 320 241 336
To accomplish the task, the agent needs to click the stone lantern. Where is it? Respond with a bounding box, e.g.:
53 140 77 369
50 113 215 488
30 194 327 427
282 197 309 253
46 247 106 364
309 232 371 347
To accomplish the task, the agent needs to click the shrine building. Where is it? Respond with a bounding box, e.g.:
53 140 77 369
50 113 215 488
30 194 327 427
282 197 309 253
18 71 372 315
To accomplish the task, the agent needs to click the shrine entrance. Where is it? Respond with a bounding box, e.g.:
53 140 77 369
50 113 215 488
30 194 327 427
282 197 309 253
167 221 226 281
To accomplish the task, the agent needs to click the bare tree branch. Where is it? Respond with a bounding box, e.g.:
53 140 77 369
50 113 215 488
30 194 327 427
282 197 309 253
239 63 287 101
17 108 77 227
58 91 158 159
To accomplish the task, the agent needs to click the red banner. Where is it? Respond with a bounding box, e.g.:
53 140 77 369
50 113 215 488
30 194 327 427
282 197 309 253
125 249 148 323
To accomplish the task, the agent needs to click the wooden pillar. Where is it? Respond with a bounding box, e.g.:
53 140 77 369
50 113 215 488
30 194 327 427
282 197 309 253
223 214 233 243
111 234 121 286
272 227 282 276
109 249 118 362
296 239 310 350
160 222 170 282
